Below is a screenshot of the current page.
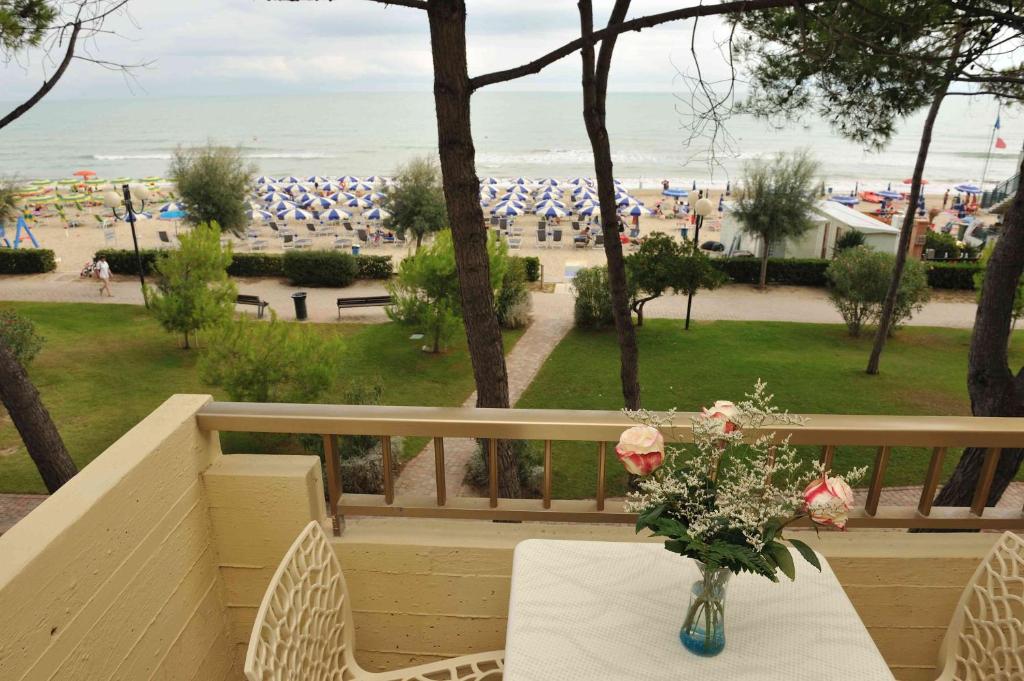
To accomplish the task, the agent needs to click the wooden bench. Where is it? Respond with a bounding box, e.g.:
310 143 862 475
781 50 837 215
236 294 269 319
336 295 392 318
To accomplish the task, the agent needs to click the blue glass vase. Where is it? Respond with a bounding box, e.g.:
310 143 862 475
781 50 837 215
679 561 731 656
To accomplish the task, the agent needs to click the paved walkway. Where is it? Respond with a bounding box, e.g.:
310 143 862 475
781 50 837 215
0 494 46 535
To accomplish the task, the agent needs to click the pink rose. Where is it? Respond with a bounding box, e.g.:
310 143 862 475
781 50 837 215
702 400 739 437
803 476 856 529
615 425 665 476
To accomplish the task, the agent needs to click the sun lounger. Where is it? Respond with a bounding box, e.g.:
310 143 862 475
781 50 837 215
536 228 548 248
236 294 269 319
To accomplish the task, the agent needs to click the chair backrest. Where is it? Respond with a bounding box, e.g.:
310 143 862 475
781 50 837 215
937 531 1024 680
269 222 280 232
552 229 563 242
307 223 317 233
283 234 293 244
356 228 369 243
158 231 170 243
595 233 605 245
244 521 357 681
537 228 547 242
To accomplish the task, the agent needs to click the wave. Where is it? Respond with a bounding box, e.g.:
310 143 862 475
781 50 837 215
91 151 334 161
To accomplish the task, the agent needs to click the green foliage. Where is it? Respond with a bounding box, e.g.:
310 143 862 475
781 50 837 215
572 266 617 330
0 179 19 227
94 248 158 275
834 230 866 252
356 254 393 280
387 230 507 352
630 233 726 298
145 223 237 348
282 250 358 287
382 156 447 248
712 257 829 286
495 257 532 329
974 243 1024 329
0 248 55 274
518 256 541 282
169 144 255 236
0 307 43 365
731 150 821 282
826 247 930 336
0 0 54 50
198 312 344 403
228 253 284 278
466 439 543 495
925 230 978 260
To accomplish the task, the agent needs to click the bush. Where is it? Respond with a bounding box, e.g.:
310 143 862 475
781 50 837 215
466 440 543 496
572 266 615 329
0 248 57 274
170 144 254 235
826 247 930 336
283 250 359 287
356 254 393 279
518 256 541 282
94 248 159 275
924 231 963 259
229 253 284 277
834 230 866 252
0 308 44 365
927 262 981 289
495 257 532 329
712 258 829 286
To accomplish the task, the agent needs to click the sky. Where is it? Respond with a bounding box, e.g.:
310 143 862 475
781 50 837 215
0 0 735 99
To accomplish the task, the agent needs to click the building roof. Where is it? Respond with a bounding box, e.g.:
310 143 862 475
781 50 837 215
814 200 900 234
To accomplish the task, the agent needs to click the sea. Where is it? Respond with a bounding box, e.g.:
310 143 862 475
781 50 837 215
0 91 1019 192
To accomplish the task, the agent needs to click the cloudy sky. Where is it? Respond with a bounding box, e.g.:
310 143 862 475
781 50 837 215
0 0 734 99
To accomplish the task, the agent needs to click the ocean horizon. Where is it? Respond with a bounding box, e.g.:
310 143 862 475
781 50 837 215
0 91 1019 191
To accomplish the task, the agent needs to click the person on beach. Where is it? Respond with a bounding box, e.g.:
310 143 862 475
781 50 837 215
662 179 669 191
95 256 112 297
943 189 950 209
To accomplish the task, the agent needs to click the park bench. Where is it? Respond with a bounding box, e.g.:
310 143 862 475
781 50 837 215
236 294 269 319
336 295 392 319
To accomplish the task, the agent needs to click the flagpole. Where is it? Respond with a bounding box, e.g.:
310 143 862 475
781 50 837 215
981 102 1001 187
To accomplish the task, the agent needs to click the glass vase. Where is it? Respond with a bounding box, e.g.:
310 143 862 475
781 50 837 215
679 561 731 657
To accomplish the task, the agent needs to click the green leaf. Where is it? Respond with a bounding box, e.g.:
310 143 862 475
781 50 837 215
635 503 665 533
787 538 822 572
764 541 796 581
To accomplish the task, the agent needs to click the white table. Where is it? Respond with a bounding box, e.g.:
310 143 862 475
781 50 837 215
503 539 895 681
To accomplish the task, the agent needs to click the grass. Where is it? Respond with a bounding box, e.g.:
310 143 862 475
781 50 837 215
0 302 523 494
515 319 1024 499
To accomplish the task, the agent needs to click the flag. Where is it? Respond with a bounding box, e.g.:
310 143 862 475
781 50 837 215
996 137 1007 149
995 114 1001 130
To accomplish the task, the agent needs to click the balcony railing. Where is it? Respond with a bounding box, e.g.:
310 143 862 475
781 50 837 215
981 172 1020 209
196 402 1024 535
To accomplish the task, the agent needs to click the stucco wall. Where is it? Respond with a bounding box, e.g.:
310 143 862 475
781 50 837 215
0 394 238 681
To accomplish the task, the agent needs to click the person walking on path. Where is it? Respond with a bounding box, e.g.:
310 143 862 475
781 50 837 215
95 256 112 297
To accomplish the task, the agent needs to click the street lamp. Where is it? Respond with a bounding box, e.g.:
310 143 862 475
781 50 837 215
685 197 715 330
103 184 150 307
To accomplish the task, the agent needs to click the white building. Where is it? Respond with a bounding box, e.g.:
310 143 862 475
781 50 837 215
718 200 900 258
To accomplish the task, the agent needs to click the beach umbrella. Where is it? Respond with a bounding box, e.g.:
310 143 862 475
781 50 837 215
572 188 596 200
321 208 352 221
254 176 277 185
159 201 184 212
349 180 374 192
295 192 317 205
319 181 340 193
261 191 290 204
246 208 273 221
363 207 390 221
876 190 902 200
954 183 982 194
339 175 360 185
73 170 96 178
280 176 301 184
479 185 498 198
330 191 356 202
902 178 929 185
579 205 601 217
617 195 641 208
58 193 89 203
304 196 335 210
364 175 382 184
536 190 563 201
574 198 597 210
620 205 652 216
491 203 524 216
140 176 164 184
110 176 132 184
306 175 328 184
534 199 566 211
277 208 312 221
481 176 500 185
268 200 298 212
159 210 187 220
829 195 859 206
662 188 688 197
57 179 78 186
281 183 308 195
367 191 387 202
537 205 568 218
345 196 374 209
85 178 106 185
131 211 154 220
537 178 559 187
512 177 532 185
494 199 526 211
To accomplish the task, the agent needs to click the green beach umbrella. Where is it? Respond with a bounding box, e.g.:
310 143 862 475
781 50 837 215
85 178 106 185
140 176 163 183
110 176 132 184
57 179 78 185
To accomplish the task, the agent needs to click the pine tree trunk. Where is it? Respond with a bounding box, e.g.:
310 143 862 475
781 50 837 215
930 152 1024 510
427 0 520 496
0 343 78 493
579 0 641 410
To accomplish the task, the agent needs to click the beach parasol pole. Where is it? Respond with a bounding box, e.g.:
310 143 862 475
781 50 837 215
981 102 1001 188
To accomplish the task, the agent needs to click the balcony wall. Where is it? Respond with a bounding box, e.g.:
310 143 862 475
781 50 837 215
0 394 1004 681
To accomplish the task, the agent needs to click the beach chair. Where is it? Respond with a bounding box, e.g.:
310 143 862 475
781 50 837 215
536 228 548 248
489 216 499 227
102 228 116 247
282 234 296 250
552 229 564 247
243 521 503 681
537 220 547 230
508 236 523 249
574 235 589 249
593 233 605 248
248 236 268 252
498 218 509 230
333 237 353 250
157 230 175 250
342 220 354 232
935 531 1024 680
395 232 407 248
571 220 581 231
356 228 370 247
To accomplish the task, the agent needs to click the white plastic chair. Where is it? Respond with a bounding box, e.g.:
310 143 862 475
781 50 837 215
936 531 1024 680
244 521 504 681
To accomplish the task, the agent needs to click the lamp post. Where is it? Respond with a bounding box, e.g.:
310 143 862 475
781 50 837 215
103 184 150 307
684 197 715 330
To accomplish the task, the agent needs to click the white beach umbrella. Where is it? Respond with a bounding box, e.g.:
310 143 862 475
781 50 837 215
277 208 312 221
492 203 525 216
247 208 273 221
261 191 290 204
320 181 340 193
479 185 498 198
349 180 374 192
159 201 183 212
620 204 651 216
574 198 598 210
367 191 387 202
500 191 530 202
572 188 597 200
338 175 360 185
511 177 532 185
295 192 317 206
493 199 526 212
322 208 352 221
268 200 298 212
617 195 641 208
345 196 374 209
537 178 560 187
306 175 328 184
481 176 500 184
330 191 356 202
534 199 566 212
536 190 563 201
363 207 390 221
304 196 335 210
280 176 301 184
254 176 277 185
567 177 591 186
579 205 601 217
280 183 306 195
537 204 568 218
364 175 382 184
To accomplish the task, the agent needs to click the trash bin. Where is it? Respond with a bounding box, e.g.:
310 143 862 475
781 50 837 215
351 244 361 256
291 292 308 321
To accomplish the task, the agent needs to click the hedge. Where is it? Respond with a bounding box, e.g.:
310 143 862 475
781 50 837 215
711 258 830 287
0 248 57 274
515 256 541 282
95 248 158 275
229 253 284 277
282 250 359 287
356 255 393 279
925 262 981 290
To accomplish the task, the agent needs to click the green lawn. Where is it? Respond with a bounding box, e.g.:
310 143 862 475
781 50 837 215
515 319 1024 499
0 302 523 493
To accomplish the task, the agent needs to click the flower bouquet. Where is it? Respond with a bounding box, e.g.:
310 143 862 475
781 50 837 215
616 381 865 656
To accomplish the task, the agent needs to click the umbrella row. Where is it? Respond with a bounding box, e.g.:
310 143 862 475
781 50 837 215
247 206 390 222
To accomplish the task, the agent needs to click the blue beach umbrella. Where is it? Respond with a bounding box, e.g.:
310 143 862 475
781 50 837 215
536 190 563 201
262 192 289 203
620 204 651 216
534 199 566 212
268 200 298 212
295 192 317 206
158 210 187 220
319 181 340 193
493 199 526 211
367 192 387 202
537 205 568 218
339 175 360 185
363 207 390 221
159 201 183 212
246 208 273 221
579 205 601 217
321 208 352 221
829 195 859 206
304 196 335 210
345 196 374 209
280 176 301 184
500 192 530 203
954 183 982 194
574 198 597 210
349 181 374 192
306 175 328 184
537 178 559 187
662 188 688 198
330 191 356 202
481 177 500 185
277 208 312 221
364 175 382 184
876 190 902 200
492 204 524 216
479 185 498 198
616 195 641 208
254 176 277 185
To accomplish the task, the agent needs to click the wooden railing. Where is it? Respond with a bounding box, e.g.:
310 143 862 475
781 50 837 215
195 402 1024 535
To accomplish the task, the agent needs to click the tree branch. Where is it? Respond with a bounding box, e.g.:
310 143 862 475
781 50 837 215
0 20 81 131
363 0 428 9
594 0 632 103
470 0 806 91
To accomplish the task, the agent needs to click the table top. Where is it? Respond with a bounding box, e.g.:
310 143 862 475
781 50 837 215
503 539 895 681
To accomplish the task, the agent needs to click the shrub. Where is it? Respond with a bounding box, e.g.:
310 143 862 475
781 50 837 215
518 256 542 282
0 308 44 365
572 266 616 329
282 250 359 287
228 253 284 277
356 254 393 279
94 248 159 275
834 230 866 252
466 440 543 496
924 230 962 259
0 248 56 274
495 257 532 329
712 258 830 286
170 144 254 235
927 262 981 289
826 247 930 336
